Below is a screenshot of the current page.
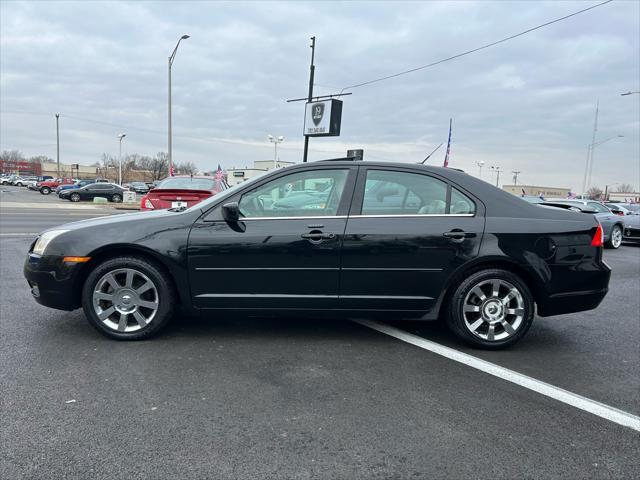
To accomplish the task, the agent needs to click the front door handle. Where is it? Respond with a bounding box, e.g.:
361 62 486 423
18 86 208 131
301 232 336 241
443 230 476 240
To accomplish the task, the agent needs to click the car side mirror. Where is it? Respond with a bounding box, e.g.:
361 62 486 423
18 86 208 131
222 202 241 222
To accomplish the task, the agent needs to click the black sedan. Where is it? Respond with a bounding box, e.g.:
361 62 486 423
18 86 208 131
59 183 125 203
24 160 611 349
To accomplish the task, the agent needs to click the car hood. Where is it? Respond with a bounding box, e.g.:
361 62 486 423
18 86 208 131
46 209 179 233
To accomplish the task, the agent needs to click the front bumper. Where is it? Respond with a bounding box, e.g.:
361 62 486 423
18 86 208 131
24 253 84 311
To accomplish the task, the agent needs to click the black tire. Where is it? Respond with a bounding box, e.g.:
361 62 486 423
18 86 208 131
41 186 51 195
446 268 535 349
70 193 81 202
606 225 623 249
111 194 122 203
81 256 176 340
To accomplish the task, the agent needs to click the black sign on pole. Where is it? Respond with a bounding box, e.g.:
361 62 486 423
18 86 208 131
303 99 343 137
347 149 364 161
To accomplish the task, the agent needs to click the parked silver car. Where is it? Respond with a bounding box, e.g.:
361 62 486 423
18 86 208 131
541 200 625 249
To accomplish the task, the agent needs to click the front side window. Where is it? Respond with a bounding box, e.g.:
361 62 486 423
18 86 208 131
239 169 349 218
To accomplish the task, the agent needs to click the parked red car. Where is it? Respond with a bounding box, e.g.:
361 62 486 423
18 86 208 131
37 178 75 195
140 176 225 211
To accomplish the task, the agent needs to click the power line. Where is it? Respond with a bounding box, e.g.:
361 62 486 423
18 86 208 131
341 0 614 91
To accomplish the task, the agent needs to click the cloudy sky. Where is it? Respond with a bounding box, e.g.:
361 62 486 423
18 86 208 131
1 0 638 190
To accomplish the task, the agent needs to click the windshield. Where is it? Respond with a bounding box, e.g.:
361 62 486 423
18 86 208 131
157 177 221 191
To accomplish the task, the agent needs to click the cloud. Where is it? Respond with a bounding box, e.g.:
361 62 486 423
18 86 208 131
1 0 638 191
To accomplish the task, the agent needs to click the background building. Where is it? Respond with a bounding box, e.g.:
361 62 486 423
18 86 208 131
226 160 295 186
502 184 571 198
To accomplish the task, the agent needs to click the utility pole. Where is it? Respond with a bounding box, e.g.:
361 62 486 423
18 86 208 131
118 133 126 185
512 170 521 185
55 113 60 177
302 36 316 163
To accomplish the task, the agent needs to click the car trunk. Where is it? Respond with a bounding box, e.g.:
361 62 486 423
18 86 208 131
146 188 215 209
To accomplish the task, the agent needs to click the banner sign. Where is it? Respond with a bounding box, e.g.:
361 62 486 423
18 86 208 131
304 99 343 137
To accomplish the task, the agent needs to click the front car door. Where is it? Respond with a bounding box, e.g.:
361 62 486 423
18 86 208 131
188 166 357 310
339 166 485 314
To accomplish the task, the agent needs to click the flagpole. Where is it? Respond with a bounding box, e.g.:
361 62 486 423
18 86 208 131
443 118 452 168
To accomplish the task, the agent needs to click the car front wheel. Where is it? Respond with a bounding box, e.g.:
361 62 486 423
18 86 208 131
606 225 622 249
446 268 535 349
41 187 51 195
81 256 176 340
111 194 122 203
70 193 81 202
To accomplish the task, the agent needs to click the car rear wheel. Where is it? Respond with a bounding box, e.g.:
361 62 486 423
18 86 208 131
446 268 534 349
606 225 622 249
81 256 175 340
70 193 81 202
41 186 51 195
111 194 122 203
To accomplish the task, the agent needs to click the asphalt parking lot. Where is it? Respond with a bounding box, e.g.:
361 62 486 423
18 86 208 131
1 186 639 479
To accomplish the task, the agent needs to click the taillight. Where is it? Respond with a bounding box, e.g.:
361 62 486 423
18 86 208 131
141 196 154 210
591 224 604 247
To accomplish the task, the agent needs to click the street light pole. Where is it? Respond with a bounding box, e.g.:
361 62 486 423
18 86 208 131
490 166 501 187
55 113 60 177
512 170 521 185
117 133 126 185
168 34 190 177
476 160 485 179
268 135 284 169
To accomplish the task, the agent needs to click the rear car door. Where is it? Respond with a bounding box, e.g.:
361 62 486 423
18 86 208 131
339 166 485 313
188 166 357 310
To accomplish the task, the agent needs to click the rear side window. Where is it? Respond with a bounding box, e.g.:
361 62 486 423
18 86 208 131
360 170 475 216
450 188 476 214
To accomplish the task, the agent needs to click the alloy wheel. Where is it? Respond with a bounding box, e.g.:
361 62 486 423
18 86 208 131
92 268 159 333
71 193 80 202
462 279 525 342
611 226 622 248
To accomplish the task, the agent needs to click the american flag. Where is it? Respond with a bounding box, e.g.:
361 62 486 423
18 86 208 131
443 118 452 168
214 164 224 181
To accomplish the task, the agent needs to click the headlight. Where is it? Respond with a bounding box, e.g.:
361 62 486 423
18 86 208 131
33 230 69 255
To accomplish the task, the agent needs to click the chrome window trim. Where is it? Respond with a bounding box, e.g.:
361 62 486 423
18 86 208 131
349 214 475 218
196 293 433 300
241 215 348 221
238 214 473 221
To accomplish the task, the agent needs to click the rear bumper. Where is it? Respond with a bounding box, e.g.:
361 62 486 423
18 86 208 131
536 260 611 317
537 288 609 317
24 254 83 311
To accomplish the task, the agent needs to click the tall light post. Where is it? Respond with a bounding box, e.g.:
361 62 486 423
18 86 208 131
512 170 521 185
117 133 126 185
604 182 620 201
490 166 501 187
268 135 284 169
168 34 190 177
476 160 485 179
584 135 623 193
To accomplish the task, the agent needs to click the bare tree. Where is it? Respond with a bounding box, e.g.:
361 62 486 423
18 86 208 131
174 161 198 175
586 186 604 200
616 183 635 193
0 150 25 162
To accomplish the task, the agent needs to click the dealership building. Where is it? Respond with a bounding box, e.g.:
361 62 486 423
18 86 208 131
226 160 295 186
502 184 571 199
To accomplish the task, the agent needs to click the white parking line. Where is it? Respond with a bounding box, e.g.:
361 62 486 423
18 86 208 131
0 233 38 236
354 319 640 432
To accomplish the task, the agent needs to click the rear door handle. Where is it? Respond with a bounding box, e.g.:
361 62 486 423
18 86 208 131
301 232 336 241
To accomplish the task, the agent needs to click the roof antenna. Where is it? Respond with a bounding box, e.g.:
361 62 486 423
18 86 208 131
420 143 443 164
